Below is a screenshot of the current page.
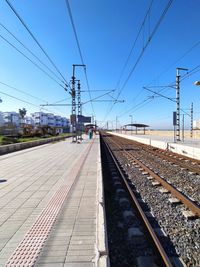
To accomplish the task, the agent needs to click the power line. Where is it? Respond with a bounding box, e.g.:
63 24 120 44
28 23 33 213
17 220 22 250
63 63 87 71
5 0 69 87
103 0 154 122
181 64 200 81
114 0 154 92
117 0 173 100
0 34 65 90
0 22 65 84
147 39 200 85
116 61 200 121
104 0 173 121
0 90 66 116
0 90 43 109
0 81 47 103
65 0 95 115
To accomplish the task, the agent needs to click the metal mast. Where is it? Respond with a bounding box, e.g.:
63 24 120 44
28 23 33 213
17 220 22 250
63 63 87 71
190 102 193 138
176 67 188 141
71 65 77 142
77 80 82 141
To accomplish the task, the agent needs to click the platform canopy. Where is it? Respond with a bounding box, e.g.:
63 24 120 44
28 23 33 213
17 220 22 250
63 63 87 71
84 123 98 128
124 123 149 135
125 123 149 128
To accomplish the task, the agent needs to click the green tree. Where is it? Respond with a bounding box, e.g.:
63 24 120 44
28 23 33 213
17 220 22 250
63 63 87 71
19 108 27 122
19 108 27 135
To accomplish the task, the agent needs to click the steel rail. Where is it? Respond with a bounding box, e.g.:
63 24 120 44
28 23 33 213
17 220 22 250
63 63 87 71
106 135 200 217
113 134 200 175
101 134 173 267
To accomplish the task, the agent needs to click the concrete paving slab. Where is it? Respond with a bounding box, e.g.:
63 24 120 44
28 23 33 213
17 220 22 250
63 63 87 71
0 136 108 266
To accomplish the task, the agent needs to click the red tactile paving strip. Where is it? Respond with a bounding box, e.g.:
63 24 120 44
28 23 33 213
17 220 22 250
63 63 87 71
5 140 94 267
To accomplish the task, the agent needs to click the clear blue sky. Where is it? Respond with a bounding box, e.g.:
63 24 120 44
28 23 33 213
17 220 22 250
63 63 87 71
0 0 200 129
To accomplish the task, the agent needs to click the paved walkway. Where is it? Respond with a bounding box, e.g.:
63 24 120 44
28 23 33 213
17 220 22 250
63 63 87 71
0 135 107 267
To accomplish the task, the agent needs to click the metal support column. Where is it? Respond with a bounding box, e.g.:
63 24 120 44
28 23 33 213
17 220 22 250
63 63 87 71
77 80 82 141
176 67 188 141
190 102 193 138
182 114 184 142
71 66 77 142
176 69 180 141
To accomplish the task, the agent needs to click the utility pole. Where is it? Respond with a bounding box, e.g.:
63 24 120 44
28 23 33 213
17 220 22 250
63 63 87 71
71 65 77 142
129 115 133 135
176 67 188 141
116 116 118 132
182 114 184 142
77 80 82 142
190 102 193 138
71 64 85 143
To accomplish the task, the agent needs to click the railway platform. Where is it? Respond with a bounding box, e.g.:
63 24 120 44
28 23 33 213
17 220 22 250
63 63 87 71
110 132 200 160
0 135 108 267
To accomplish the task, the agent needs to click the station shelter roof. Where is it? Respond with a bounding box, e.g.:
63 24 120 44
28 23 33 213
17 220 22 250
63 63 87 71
124 123 149 128
84 123 98 128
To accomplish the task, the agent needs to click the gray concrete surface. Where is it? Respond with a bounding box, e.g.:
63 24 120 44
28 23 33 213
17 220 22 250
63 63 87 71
0 135 109 267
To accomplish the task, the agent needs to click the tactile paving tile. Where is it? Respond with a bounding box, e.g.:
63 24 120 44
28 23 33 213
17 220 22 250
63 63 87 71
5 140 94 267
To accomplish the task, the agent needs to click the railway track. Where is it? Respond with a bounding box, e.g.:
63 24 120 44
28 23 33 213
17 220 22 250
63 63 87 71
107 134 200 210
101 132 200 267
101 134 182 267
111 135 200 175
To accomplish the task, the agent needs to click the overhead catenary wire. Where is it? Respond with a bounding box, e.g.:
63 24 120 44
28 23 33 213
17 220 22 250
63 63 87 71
65 0 95 115
0 34 66 90
147 39 200 86
116 38 200 122
0 22 65 84
114 0 154 93
104 0 173 122
5 0 70 87
0 90 66 116
0 81 47 103
103 1 154 122
117 0 173 100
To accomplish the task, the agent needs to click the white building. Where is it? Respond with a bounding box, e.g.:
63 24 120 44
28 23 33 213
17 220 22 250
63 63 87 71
2 112 20 126
31 112 48 126
25 116 34 126
54 116 62 127
193 120 200 130
47 113 55 127
61 117 69 127
0 111 70 132
0 112 4 126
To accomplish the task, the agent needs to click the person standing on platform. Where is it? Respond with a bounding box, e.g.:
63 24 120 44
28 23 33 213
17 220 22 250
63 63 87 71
88 128 93 139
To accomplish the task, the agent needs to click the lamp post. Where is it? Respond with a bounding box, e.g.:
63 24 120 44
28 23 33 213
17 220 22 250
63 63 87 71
129 115 133 135
194 81 200 86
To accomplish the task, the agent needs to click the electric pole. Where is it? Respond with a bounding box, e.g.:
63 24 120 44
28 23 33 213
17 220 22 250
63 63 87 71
77 80 82 141
71 64 85 143
190 102 193 138
71 65 76 142
176 67 188 141
116 116 118 132
182 114 184 142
